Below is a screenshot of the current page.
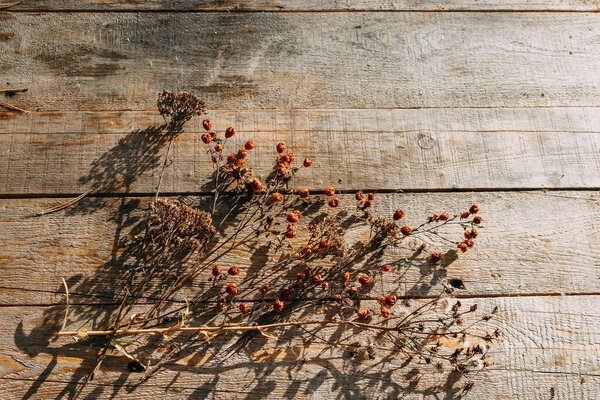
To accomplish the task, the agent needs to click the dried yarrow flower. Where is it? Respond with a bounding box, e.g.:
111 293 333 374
157 90 206 124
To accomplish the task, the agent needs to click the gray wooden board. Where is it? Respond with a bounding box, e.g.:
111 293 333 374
1 13 600 110
1 109 599 196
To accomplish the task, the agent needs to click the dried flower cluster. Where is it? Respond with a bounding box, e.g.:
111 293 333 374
58 92 497 394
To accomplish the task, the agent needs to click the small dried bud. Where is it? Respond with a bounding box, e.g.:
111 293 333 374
324 187 335 197
473 216 482 225
212 265 221 277
287 211 300 223
227 154 236 164
355 191 364 200
349 286 358 296
225 127 236 138
271 192 283 202
335 294 343 304
266 215 274 225
276 142 286 154
384 295 397 307
356 309 369 319
311 274 323 285
244 140 255 150
273 299 284 312
201 133 211 144
210 131 217 139
281 151 295 163
238 148 248 159
381 264 391 272
461 212 470 219
358 274 373 286
393 209 405 221
457 242 468 252
214 144 223 152
469 204 479 214
285 223 297 239
429 252 443 262
380 307 390 318
280 288 292 301
367 193 375 201
226 284 240 295
328 198 340 208
342 271 350 282
228 266 240 276
471 228 479 237
239 303 249 313
470 304 478 312
217 298 226 310
319 239 328 249
259 284 270 295
303 156 313 167
298 188 309 199
321 282 329 292
202 119 212 131
400 226 412 236
439 212 449 221
250 179 262 192
464 239 474 248
276 163 289 177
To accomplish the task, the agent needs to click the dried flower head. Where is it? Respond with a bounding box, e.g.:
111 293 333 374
157 90 206 124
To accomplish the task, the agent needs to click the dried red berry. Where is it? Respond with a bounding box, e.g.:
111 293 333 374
212 265 221 277
238 148 248 159
285 223 297 239
464 239 474 248
298 188 309 199
239 303 249 313
358 274 373 286
214 144 223 152
380 307 390 318
250 179 262 192
202 119 212 131
335 294 343 304
384 295 397 307
273 299 284 312
226 284 240 295
328 198 340 208
461 212 470 219
381 264 391 272
210 131 217 139
349 286 358 296
469 204 479 214
400 226 412 236
276 142 286 154
356 309 369 319
225 127 235 138
473 216 482 225
271 192 283 202
303 156 312 167
259 285 270 295
324 187 335 197
342 272 350 282
393 209 405 221
228 266 240 276
217 298 226 309
244 140 255 150
311 274 323 285
457 242 468 253
287 211 300 223
367 193 375 201
201 133 211 144
355 191 364 200
439 212 449 221
321 282 329 292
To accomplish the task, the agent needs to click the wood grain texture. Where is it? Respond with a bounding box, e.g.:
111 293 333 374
1 13 600 110
5 0 600 11
2 191 599 305
0 295 598 399
2 108 600 196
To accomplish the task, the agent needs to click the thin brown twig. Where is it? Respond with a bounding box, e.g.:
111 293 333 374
0 1 20 9
0 100 28 113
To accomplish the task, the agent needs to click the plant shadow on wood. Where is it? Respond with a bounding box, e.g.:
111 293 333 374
15 94 495 399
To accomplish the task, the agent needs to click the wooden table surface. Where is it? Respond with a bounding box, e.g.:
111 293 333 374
1 1 599 399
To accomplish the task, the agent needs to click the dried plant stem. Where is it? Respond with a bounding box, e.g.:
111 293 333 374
59 278 70 332
58 319 402 337
0 88 27 93
0 100 28 113
35 190 93 216
0 1 20 9
155 132 174 200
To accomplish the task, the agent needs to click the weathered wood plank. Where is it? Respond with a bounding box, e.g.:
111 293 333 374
5 0 600 11
2 109 599 195
1 191 599 305
0 295 598 399
1 13 600 110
